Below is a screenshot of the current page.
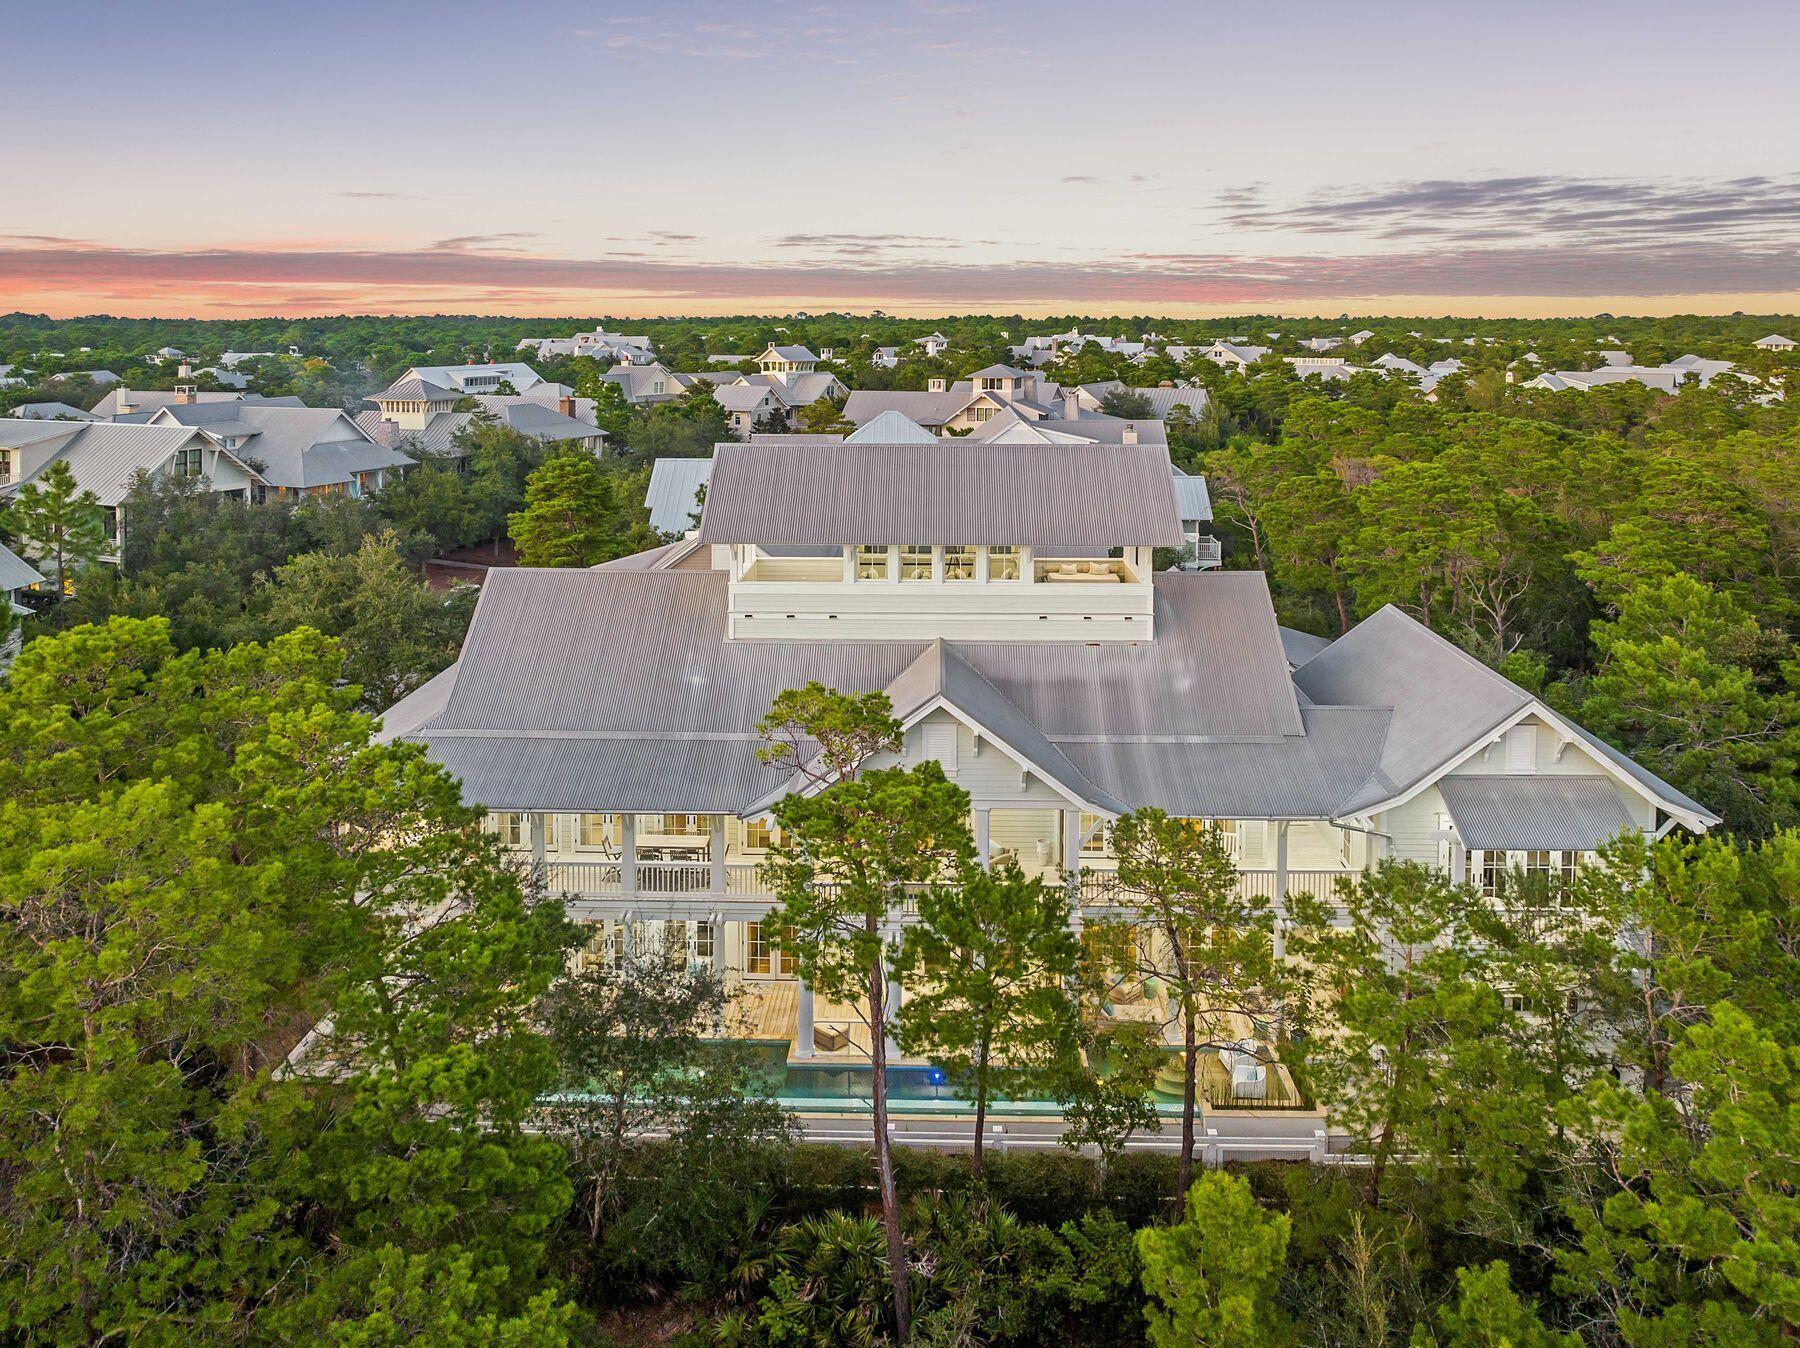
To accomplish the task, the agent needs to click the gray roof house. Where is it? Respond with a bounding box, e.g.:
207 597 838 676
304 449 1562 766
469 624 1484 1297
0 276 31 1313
145 402 414 496
380 436 1711 1059
0 420 264 557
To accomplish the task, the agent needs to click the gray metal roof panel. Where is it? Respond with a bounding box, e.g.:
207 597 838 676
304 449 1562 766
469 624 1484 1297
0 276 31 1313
1437 776 1638 850
644 458 714 534
695 441 1186 547
0 541 45 592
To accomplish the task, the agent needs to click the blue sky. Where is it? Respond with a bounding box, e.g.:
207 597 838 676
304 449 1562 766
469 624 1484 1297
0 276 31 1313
3 0 1797 317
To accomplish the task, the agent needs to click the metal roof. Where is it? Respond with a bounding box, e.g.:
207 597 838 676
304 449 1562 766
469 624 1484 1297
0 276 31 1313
385 568 1308 813
644 457 713 534
1438 776 1637 851
695 441 1186 547
1169 469 1212 521
0 541 45 593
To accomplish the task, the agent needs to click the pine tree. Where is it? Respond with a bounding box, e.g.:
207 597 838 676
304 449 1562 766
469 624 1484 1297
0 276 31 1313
8 458 106 597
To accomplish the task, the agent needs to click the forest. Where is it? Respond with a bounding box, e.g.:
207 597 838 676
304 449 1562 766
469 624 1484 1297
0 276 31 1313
1 311 1797 1345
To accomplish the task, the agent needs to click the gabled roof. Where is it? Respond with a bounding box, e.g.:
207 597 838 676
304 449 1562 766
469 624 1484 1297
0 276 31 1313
845 410 938 443
761 344 818 363
884 640 1128 813
148 404 413 488
1293 604 1714 824
695 441 1186 547
3 423 263 505
379 568 1314 815
9 402 97 421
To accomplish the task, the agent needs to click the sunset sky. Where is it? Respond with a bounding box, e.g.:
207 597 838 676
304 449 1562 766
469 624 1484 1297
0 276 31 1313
4 0 1797 319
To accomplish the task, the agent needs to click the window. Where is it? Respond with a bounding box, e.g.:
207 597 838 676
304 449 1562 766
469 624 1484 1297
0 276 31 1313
900 545 934 581
170 446 204 478
0 448 10 481
1478 849 1505 899
986 546 1020 581
578 813 619 848
695 921 715 960
746 921 795 976
970 405 995 423
658 813 712 837
943 545 976 581
743 817 776 851
493 812 525 846
856 544 890 579
1080 812 1114 856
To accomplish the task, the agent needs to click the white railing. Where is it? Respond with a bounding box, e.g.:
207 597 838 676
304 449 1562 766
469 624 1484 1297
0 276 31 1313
536 856 1355 910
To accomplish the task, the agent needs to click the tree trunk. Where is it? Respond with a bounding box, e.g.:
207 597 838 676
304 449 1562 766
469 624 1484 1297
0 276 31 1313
972 1027 991 1184
870 952 911 1343
1178 1009 1198 1201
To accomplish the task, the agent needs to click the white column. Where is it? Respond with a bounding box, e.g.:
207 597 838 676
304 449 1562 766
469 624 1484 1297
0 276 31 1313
1019 545 1035 583
841 544 855 583
712 913 728 975
1274 820 1290 916
795 979 815 1058
975 809 991 867
530 812 547 884
1061 808 1082 875
621 813 637 896
710 814 728 895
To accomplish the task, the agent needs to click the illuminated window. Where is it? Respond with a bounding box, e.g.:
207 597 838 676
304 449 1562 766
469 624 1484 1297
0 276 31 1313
1080 812 1113 856
746 921 796 976
985 546 1020 580
578 813 619 848
943 545 976 581
492 812 525 846
743 817 776 850
856 544 890 579
900 545 934 581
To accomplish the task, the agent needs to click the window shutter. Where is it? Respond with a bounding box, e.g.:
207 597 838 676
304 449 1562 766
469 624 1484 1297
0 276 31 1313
1505 724 1538 774
1240 820 1267 866
921 722 958 774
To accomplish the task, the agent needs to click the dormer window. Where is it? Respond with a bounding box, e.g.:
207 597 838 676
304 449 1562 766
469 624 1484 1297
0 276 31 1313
900 545 933 581
170 446 204 478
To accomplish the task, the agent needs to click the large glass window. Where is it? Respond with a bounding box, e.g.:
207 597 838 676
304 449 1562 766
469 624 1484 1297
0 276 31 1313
900 545 934 581
986 546 1020 581
943 545 976 581
742 817 777 851
492 812 525 846
856 544 889 579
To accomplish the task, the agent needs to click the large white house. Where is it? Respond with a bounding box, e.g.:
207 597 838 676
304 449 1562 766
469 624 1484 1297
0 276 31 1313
145 402 413 498
379 436 1713 1065
0 419 263 556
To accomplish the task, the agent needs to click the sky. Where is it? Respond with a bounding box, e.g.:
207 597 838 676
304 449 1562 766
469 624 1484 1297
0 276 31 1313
3 0 1798 320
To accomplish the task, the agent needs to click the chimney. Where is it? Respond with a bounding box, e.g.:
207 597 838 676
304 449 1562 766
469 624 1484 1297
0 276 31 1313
1062 390 1080 418
175 384 197 405
558 394 575 418
1123 422 1139 445
928 377 946 393
177 360 192 378
116 386 132 413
